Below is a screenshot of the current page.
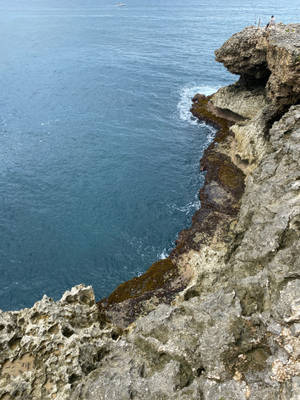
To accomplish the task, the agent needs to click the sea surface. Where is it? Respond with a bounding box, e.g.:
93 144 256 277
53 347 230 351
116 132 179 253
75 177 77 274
0 0 298 310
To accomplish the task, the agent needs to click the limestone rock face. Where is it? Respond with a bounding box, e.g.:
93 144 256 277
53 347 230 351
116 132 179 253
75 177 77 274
0 285 116 400
0 25 300 400
215 24 300 107
211 84 268 120
215 26 268 79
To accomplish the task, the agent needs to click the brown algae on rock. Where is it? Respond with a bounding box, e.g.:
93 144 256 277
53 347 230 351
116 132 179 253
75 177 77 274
101 258 176 304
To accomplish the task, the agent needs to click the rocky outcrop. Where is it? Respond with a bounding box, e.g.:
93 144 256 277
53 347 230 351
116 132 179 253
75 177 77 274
0 285 118 399
215 24 300 107
0 23 299 400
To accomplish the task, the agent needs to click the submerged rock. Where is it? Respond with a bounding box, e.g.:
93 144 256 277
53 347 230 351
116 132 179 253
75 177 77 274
0 23 299 400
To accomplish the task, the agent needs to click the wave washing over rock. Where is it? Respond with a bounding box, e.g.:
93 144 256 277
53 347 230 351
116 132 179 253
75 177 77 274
1 23 300 399
177 85 220 126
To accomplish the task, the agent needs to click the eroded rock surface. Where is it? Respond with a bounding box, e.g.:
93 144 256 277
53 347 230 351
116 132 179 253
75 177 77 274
1 24 299 399
0 285 119 399
215 24 300 107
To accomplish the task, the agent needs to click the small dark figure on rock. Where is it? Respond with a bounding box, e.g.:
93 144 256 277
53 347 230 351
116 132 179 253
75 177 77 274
266 15 275 29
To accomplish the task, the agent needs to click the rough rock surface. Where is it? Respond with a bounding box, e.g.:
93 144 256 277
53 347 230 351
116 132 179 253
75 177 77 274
211 84 268 120
215 24 300 107
0 285 119 399
0 24 300 399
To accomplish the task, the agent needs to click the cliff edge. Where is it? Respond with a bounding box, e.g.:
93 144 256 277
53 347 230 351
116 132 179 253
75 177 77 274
0 24 299 400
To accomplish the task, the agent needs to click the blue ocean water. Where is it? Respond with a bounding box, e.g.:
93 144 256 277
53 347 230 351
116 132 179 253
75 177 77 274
0 0 298 310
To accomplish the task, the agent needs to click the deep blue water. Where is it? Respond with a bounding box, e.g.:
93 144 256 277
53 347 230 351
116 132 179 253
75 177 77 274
0 0 298 310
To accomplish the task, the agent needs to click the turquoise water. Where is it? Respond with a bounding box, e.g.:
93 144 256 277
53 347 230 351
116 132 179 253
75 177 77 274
0 0 298 310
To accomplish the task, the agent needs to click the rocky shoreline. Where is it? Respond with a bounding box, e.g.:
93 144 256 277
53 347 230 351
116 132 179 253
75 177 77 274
98 92 247 328
0 23 300 399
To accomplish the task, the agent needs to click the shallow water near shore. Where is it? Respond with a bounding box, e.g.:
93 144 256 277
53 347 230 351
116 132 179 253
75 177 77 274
0 0 298 310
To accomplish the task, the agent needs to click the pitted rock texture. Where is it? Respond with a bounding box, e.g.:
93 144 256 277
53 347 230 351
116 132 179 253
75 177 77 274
1 25 300 400
0 285 118 399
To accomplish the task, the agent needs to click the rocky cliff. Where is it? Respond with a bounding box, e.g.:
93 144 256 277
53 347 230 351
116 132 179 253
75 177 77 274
0 24 299 400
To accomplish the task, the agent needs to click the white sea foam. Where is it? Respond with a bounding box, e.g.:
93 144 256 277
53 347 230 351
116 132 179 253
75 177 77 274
159 248 169 259
168 199 200 216
168 192 201 217
177 199 201 214
203 123 217 144
177 85 220 126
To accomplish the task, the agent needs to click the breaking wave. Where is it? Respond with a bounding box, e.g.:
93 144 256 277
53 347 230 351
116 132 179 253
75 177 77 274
158 248 170 260
177 85 220 126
